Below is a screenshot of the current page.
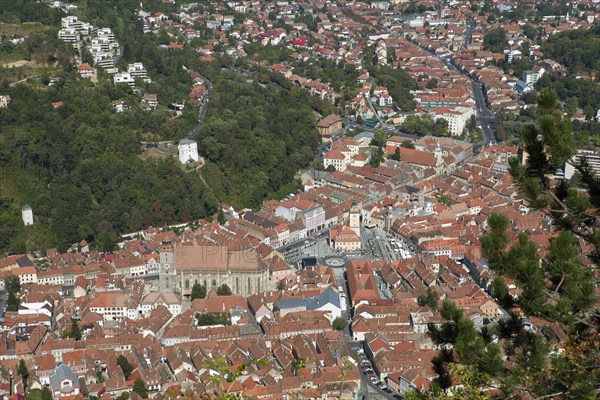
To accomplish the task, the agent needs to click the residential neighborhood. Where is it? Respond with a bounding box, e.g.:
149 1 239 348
1 0 600 400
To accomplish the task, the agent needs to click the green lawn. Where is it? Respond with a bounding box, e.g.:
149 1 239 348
0 49 27 63
0 22 50 36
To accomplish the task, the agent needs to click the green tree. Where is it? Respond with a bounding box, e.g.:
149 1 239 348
427 301 502 390
217 207 226 224
369 146 384 168
432 119 449 137
18 359 29 391
41 387 52 400
191 283 207 300
400 140 415 149
291 358 306 375
117 355 133 380
564 96 579 116
6 291 20 312
4 275 21 294
388 147 401 161
276 280 286 290
115 392 129 400
26 389 42 400
470 91 599 398
133 377 148 398
70 318 82 341
465 115 478 134
483 27 508 53
216 283 232 296
332 317 348 331
196 313 231 326
371 129 387 148
417 288 439 309
426 78 438 89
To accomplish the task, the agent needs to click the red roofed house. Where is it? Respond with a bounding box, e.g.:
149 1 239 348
317 114 343 141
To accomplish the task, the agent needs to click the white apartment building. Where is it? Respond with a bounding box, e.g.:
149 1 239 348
96 27 115 42
128 63 148 79
90 37 111 52
437 107 474 136
58 28 78 43
323 150 348 171
564 149 600 179
113 72 135 86
37 270 65 286
61 16 82 30
13 267 38 285
94 52 116 68
522 69 542 85
88 293 137 322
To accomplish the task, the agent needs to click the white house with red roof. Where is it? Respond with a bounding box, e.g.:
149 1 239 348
77 63 95 79
323 149 347 171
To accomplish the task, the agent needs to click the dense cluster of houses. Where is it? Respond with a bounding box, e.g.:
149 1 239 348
5 133 590 398
5 0 600 399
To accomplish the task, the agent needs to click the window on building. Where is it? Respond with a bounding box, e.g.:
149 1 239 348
185 280 190 290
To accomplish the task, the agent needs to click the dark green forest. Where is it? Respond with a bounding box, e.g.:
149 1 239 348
194 75 320 210
534 26 600 117
0 0 320 253
541 25 600 74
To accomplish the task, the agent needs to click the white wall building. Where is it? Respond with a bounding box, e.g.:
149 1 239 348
437 107 474 136
139 292 181 317
564 149 600 179
58 28 78 43
323 150 348 171
113 72 135 86
128 62 148 79
13 267 38 285
22 204 34 226
178 139 199 164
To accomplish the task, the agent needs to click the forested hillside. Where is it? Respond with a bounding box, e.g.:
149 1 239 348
0 0 321 253
535 25 600 120
540 25 600 74
195 73 320 210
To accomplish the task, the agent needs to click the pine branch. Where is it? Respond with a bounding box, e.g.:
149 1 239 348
552 273 566 299
533 392 564 400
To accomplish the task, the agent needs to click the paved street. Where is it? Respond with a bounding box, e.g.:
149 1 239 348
471 80 496 145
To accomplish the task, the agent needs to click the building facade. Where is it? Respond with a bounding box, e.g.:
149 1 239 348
22 204 34 226
178 139 199 164
159 243 269 297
